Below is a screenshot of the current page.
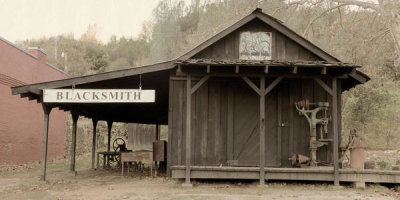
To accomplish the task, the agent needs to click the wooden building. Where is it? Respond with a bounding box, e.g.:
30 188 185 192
13 9 398 186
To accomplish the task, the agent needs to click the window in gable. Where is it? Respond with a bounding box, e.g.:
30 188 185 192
239 32 272 60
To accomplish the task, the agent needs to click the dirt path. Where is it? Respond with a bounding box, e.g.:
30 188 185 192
1 161 399 200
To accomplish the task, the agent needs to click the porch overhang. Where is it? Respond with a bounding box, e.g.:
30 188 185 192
11 61 176 124
175 59 370 91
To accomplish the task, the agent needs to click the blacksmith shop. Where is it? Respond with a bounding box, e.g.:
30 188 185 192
12 8 400 186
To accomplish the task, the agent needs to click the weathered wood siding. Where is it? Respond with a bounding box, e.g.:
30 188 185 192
192 19 321 61
127 123 156 149
167 17 342 170
169 77 341 167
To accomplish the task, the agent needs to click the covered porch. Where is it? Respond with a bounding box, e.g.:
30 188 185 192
11 61 174 181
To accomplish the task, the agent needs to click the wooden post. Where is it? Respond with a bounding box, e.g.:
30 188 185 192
156 124 160 140
167 78 173 177
185 74 192 185
70 112 79 172
40 104 52 181
91 118 98 169
332 78 339 186
259 76 266 185
107 120 113 167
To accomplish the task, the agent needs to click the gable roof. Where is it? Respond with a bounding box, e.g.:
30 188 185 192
178 8 340 62
0 36 68 76
11 8 367 99
0 36 37 59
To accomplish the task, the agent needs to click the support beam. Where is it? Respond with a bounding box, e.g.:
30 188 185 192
191 75 210 94
107 120 113 167
40 104 52 181
167 78 173 177
265 77 283 95
176 64 185 76
175 72 348 79
156 124 160 140
332 78 339 186
70 112 79 172
291 66 297 74
321 67 327 75
240 76 284 185
264 65 269 74
314 77 333 96
349 71 367 83
185 74 192 185
235 65 239 74
91 118 98 170
259 76 266 185
206 65 210 73
241 76 261 95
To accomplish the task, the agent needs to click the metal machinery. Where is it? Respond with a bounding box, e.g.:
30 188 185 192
110 138 131 164
293 99 332 166
113 138 129 152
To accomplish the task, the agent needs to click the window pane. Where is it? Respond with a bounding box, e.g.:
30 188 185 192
239 32 271 60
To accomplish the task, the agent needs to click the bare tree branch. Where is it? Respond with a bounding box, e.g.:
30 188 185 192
302 4 348 37
331 0 381 13
366 28 390 42
301 0 400 67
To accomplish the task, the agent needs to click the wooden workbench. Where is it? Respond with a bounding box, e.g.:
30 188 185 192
121 150 153 177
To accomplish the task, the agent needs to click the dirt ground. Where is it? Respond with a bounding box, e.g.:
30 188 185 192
1 156 400 200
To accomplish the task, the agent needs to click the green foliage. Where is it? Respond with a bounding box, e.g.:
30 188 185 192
84 45 108 73
376 160 389 169
107 36 149 69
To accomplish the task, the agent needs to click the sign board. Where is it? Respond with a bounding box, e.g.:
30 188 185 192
43 89 155 103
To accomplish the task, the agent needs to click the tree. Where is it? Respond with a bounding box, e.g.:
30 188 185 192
80 24 103 45
291 0 400 69
84 45 108 73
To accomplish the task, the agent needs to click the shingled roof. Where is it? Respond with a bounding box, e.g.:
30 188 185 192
176 59 360 68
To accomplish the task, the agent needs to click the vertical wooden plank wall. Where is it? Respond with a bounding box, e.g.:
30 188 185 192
279 80 291 166
233 80 259 165
127 123 156 149
192 20 320 61
169 78 336 168
265 79 279 166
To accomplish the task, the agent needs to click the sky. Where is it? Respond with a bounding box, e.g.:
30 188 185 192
0 0 163 43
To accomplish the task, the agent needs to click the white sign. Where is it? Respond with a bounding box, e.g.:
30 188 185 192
43 89 155 103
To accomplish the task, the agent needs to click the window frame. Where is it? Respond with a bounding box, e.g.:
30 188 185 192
239 31 272 60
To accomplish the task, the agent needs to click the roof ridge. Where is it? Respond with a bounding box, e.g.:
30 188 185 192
177 8 340 62
0 36 38 59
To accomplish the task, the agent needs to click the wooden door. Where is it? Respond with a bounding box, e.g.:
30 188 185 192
265 79 281 167
227 80 281 167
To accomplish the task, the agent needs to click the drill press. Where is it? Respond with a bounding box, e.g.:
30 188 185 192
295 99 331 166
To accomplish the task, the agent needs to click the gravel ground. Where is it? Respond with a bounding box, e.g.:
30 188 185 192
0 151 400 200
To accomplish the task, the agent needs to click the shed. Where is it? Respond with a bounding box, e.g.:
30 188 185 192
11 9 381 186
